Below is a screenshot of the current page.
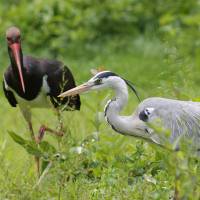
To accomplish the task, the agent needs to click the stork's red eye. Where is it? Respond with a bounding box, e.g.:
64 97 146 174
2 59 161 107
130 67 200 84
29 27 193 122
6 35 20 42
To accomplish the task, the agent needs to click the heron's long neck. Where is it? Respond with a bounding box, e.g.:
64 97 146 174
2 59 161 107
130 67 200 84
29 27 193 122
104 79 130 134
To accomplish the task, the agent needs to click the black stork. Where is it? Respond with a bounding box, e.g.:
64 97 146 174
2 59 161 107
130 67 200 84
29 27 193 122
3 26 81 144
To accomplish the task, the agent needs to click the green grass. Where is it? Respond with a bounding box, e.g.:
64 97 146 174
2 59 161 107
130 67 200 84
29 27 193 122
0 36 199 199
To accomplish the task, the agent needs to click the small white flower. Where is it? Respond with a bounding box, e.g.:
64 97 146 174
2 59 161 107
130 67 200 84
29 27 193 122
70 146 87 154
75 147 83 154
92 131 100 140
143 174 157 185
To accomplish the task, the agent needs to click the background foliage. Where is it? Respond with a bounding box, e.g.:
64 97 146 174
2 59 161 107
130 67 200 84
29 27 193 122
0 0 200 57
0 0 200 199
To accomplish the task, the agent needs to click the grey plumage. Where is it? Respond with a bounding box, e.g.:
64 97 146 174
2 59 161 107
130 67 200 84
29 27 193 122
136 97 200 148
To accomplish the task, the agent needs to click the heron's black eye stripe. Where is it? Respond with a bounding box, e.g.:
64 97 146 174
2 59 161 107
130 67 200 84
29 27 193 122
94 78 102 85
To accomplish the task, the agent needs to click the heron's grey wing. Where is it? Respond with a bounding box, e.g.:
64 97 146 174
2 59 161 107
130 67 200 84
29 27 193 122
137 97 200 146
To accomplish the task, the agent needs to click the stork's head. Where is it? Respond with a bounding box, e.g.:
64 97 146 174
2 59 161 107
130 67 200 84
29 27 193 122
6 26 21 45
6 26 25 93
58 71 140 101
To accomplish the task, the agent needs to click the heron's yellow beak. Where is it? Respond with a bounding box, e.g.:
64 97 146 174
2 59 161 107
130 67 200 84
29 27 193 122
58 83 91 98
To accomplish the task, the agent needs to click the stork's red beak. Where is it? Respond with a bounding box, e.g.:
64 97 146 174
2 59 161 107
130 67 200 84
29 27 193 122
10 43 25 93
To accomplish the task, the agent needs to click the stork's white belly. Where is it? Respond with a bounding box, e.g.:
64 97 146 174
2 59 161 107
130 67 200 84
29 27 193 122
14 90 51 108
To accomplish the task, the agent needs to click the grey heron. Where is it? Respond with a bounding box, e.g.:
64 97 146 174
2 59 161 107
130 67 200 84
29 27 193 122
58 71 200 150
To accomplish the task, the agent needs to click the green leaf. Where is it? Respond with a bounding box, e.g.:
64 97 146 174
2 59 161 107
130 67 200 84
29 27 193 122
39 141 56 154
25 142 43 157
41 160 50 174
8 131 26 145
8 131 43 157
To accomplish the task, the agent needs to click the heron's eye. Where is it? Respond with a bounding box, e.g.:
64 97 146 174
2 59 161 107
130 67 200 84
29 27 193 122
94 78 102 85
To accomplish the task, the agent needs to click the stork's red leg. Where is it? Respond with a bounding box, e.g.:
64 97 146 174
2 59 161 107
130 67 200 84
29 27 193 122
27 121 40 177
25 120 40 177
36 125 64 143
19 106 40 177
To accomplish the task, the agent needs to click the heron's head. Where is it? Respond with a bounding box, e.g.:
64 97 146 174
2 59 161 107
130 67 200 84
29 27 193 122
58 71 140 100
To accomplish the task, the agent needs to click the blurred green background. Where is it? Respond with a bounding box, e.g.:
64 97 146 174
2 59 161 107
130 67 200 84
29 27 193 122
0 0 200 199
1 0 200 95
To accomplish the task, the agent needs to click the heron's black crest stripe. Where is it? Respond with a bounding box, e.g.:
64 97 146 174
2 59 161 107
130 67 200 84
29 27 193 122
123 79 140 102
95 71 117 79
96 71 140 102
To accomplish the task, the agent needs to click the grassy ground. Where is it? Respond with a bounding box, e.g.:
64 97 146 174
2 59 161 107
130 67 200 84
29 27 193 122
0 36 199 199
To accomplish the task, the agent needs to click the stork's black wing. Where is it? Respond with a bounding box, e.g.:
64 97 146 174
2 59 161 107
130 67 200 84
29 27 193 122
47 65 81 110
2 80 17 107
